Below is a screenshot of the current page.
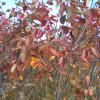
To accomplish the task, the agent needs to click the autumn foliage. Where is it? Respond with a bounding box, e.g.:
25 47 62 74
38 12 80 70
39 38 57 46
0 0 100 100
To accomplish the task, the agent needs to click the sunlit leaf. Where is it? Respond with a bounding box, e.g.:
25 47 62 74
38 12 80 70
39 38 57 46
30 56 40 67
72 64 76 68
88 87 94 96
11 63 17 73
19 75 24 81
49 56 55 61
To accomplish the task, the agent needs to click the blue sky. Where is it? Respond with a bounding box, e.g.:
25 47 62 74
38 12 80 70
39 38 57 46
0 0 58 14
0 0 16 9
0 0 98 12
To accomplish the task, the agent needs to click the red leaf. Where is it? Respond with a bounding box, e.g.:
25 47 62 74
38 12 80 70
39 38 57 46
59 2 66 16
83 0 87 6
48 66 54 72
2 19 8 25
61 26 69 34
23 4 27 11
81 48 90 63
91 46 100 58
56 0 61 4
17 62 24 72
50 48 61 57
47 0 53 5
87 17 93 24
18 13 24 19
45 25 50 31
58 57 65 67
37 30 44 38
32 27 38 39
41 20 47 27
51 39 62 42
0 12 2 16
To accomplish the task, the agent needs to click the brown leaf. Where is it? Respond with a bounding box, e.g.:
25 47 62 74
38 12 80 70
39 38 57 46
20 46 26 63
25 36 33 48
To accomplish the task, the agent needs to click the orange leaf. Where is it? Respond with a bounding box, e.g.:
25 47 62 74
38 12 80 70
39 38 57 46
30 56 40 68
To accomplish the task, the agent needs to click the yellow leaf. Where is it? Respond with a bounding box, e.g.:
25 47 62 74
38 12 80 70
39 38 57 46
30 56 40 67
49 56 55 61
19 75 24 81
72 64 76 68
11 63 17 73
31 56 40 62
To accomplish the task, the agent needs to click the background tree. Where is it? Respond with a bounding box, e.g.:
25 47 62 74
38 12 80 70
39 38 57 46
0 0 100 100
